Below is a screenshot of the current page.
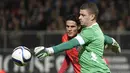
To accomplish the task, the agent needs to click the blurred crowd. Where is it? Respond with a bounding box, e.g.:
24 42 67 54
0 0 129 32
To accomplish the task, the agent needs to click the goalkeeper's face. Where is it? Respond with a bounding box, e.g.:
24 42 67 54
66 20 80 38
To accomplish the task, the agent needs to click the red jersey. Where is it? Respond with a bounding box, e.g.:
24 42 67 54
58 33 80 73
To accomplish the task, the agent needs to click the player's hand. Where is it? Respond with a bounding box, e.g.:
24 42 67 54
111 38 121 54
34 46 49 60
105 38 121 54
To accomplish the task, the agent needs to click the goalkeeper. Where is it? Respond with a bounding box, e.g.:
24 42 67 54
34 2 121 73
58 14 120 73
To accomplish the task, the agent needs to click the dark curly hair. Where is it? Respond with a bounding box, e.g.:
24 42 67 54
65 14 80 26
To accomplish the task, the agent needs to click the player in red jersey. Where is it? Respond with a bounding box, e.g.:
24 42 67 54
58 14 81 73
58 14 120 73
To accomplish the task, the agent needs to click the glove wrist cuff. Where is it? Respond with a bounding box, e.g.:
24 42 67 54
46 47 54 55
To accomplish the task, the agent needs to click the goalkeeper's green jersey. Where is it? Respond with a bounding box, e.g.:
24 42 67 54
78 23 110 73
53 23 111 73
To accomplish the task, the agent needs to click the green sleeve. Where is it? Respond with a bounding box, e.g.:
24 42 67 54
104 35 113 45
52 38 80 54
52 34 113 54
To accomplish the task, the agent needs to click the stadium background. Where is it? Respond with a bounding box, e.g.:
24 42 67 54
0 0 130 73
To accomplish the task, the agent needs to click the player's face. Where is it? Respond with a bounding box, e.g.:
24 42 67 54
79 9 93 26
66 20 79 38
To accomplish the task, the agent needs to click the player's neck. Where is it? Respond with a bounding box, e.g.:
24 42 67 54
86 20 96 27
68 35 77 40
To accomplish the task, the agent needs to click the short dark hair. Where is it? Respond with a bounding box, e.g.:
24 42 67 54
80 2 99 19
65 14 80 26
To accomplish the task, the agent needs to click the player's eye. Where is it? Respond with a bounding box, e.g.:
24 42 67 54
71 26 75 28
80 14 85 17
66 25 69 28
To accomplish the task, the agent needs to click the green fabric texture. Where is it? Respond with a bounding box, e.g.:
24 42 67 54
104 35 113 45
53 38 80 53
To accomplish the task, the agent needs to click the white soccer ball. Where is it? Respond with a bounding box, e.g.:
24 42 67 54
12 46 32 66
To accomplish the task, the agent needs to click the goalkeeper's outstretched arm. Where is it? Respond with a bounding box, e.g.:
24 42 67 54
34 35 85 60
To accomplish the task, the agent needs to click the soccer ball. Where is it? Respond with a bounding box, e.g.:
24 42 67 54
12 46 32 66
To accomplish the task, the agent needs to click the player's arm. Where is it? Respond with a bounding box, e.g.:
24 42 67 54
53 34 85 54
34 34 85 60
61 34 119 53
58 55 71 73
104 35 113 45
104 35 121 53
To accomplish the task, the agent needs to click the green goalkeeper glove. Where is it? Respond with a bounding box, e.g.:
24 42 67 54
111 38 121 54
105 38 121 54
34 46 54 60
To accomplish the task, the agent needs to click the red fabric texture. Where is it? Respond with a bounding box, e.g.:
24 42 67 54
103 58 109 65
58 34 80 73
0 70 6 73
